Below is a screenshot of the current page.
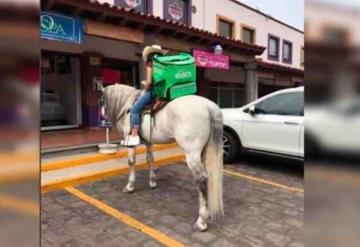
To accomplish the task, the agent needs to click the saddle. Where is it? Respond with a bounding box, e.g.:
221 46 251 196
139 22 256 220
142 98 168 116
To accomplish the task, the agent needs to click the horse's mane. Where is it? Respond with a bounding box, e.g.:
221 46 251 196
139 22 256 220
103 84 141 124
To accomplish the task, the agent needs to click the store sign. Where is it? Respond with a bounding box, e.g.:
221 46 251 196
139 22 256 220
99 118 112 128
169 2 183 21
164 0 186 24
125 0 141 8
41 11 83 44
115 0 146 12
193 49 230 70
99 105 112 128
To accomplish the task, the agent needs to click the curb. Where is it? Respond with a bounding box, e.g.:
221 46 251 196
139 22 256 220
42 143 179 172
41 153 185 193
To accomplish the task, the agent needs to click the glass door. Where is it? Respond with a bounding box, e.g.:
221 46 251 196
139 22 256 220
41 54 82 130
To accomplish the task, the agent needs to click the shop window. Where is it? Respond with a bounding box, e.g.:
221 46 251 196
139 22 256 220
163 0 189 25
282 40 292 64
102 58 138 87
41 54 82 129
242 25 255 44
210 86 245 108
268 34 280 61
300 47 304 67
217 15 235 39
114 0 148 13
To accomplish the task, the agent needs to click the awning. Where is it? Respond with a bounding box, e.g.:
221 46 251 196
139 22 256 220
257 60 304 77
42 0 266 55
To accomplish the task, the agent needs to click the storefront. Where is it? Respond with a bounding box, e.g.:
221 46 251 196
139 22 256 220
256 61 304 97
41 10 143 130
41 0 266 132
101 58 138 87
41 52 82 130
40 11 84 130
192 49 246 108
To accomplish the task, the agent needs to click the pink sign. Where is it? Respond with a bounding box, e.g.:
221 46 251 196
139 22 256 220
193 49 230 70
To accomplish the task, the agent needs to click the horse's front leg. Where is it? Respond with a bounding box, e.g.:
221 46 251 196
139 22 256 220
123 147 136 193
146 144 157 189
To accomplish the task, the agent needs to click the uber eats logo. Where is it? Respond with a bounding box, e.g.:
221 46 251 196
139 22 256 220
41 14 67 36
175 71 192 79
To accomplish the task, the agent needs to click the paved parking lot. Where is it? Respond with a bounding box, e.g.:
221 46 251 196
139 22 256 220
41 157 303 247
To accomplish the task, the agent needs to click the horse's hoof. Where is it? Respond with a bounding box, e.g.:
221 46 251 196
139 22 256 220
193 218 208 232
149 181 157 189
122 186 134 193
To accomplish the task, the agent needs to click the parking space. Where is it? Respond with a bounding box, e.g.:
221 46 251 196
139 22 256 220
42 159 303 247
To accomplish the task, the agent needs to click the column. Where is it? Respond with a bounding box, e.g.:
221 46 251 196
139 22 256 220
196 68 210 98
244 62 258 103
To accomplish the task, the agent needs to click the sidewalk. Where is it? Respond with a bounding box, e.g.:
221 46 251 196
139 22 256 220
41 143 183 193
41 128 122 152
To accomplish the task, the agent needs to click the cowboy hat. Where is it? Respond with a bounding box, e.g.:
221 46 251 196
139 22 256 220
142 45 168 62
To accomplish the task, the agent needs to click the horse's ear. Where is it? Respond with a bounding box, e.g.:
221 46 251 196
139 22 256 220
95 80 105 93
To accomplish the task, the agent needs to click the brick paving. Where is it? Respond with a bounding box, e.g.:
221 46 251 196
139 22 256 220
42 158 304 247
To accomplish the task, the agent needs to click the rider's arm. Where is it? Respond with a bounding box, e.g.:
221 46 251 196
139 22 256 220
145 62 152 90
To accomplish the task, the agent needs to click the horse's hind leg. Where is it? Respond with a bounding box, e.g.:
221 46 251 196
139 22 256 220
185 151 209 231
123 147 136 193
146 144 157 189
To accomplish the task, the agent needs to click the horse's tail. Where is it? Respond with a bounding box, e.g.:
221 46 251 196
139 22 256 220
203 103 224 220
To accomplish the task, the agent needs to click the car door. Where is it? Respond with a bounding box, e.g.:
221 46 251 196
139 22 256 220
241 91 304 157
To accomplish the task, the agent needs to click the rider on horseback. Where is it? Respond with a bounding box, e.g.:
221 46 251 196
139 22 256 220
121 45 168 147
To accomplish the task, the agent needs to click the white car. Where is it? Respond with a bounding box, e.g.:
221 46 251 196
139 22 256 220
222 86 304 162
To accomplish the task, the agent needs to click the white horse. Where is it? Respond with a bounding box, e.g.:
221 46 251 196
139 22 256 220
101 84 223 231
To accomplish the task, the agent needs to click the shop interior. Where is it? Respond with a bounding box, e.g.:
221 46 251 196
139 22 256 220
101 58 138 87
41 52 82 130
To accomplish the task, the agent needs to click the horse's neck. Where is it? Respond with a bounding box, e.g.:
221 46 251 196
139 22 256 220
107 85 139 123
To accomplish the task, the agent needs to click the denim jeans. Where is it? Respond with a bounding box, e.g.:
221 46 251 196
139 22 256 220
130 90 155 128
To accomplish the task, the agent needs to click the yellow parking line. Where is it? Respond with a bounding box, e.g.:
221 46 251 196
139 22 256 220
42 143 178 172
0 195 39 217
224 169 304 194
41 154 185 193
66 187 186 247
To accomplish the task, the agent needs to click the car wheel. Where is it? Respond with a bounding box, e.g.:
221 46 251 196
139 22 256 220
223 130 240 163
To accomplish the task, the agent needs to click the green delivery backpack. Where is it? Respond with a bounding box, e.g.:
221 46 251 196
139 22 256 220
152 53 197 100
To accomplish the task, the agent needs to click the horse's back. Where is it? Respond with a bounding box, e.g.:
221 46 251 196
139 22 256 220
168 95 219 111
141 94 219 146
163 95 218 132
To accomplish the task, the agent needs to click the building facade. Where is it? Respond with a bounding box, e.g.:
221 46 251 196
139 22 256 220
40 0 303 131
97 0 305 97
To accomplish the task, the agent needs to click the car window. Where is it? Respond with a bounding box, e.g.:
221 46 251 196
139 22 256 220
256 92 304 116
